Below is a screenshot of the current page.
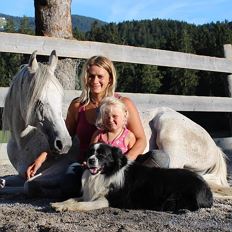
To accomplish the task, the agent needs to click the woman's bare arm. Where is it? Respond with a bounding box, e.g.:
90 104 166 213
65 100 81 137
90 130 100 144
122 97 147 160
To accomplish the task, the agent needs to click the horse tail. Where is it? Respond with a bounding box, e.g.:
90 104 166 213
201 146 232 199
204 147 229 188
209 147 232 199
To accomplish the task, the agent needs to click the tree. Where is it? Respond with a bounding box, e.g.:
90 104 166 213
34 0 73 39
0 19 23 87
4 19 15 33
73 27 85 40
18 16 34 35
0 53 22 87
34 0 77 90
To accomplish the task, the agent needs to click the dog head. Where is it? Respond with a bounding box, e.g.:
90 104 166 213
86 143 128 177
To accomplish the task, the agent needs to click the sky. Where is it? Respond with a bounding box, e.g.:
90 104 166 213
1 0 232 25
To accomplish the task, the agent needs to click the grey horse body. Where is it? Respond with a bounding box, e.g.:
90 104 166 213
1 50 78 197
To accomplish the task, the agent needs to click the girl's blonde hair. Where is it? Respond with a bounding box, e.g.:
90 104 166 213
78 56 117 106
96 96 128 131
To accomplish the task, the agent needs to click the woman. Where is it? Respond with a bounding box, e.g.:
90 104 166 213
26 56 147 179
66 55 146 162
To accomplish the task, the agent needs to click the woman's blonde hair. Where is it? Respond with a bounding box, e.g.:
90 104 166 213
96 96 128 131
78 56 117 106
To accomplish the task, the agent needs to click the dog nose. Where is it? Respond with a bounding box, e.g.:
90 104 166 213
88 157 96 165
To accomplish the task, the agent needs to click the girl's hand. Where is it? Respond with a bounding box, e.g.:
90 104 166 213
82 161 87 168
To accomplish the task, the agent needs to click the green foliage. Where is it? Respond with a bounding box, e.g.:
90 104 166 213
4 18 15 32
18 16 34 35
86 19 232 96
0 130 10 143
0 16 33 87
71 15 107 32
0 52 23 86
73 27 85 40
139 65 163 93
162 68 198 95
114 62 163 93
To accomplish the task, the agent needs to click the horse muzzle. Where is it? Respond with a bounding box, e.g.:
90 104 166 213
53 135 72 154
37 122 72 154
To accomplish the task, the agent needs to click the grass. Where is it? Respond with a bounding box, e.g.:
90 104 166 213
0 130 10 143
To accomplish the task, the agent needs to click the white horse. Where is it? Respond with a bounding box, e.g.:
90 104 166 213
139 107 232 198
1 50 78 197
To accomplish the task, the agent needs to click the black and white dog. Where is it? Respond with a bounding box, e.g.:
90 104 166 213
51 143 213 212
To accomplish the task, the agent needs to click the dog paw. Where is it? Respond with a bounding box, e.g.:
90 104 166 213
50 198 79 212
50 202 68 212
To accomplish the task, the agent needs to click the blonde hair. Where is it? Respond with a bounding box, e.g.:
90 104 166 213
78 56 117 106
96 96 128 131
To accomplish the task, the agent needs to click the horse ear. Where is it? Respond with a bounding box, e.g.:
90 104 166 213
28 50 39 73
48 50 58 73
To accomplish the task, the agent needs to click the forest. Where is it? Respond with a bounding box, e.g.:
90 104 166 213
0 17 232 98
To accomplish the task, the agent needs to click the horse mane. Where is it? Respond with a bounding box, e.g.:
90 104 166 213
3 62 63 131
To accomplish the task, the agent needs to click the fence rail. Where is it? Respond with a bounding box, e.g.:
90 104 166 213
1 88 232 114
0 32 232 73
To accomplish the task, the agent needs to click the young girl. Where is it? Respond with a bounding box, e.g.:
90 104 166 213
90 96 136 154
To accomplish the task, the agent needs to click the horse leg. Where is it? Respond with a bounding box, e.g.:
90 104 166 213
154 135 186 169
137 150 170 168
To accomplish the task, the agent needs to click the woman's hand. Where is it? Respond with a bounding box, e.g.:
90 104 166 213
26 161 42 179
26 152 48 179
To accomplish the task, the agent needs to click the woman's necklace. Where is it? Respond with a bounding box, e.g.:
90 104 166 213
90 95 103 108
89 100 100 115
90 100 99 108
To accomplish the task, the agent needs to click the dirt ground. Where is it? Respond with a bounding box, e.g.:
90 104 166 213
0 158 232 232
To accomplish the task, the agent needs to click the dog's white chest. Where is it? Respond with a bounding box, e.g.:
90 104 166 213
82 171 110 201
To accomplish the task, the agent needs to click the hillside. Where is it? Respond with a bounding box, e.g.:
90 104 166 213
71 14 106 32
0 13 107 32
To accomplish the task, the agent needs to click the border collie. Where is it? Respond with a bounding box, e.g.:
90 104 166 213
51 143 213 212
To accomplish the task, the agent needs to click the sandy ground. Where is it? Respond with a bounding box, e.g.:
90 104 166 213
0 158 232 232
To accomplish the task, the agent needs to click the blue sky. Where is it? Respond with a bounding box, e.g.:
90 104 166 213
1 0 232 25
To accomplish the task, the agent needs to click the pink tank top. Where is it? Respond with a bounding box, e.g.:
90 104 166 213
97 128 130 154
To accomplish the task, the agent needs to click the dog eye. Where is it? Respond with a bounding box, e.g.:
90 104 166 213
97 154 105 159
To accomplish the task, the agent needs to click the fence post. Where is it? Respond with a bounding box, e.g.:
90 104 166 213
224 44 232 96
223 44 232 135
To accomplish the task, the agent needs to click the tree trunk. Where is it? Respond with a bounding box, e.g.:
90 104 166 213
34 0 73 39
34 0 78 90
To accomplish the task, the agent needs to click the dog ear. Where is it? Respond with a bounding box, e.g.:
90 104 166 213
111 146 123 157
111 146 128 168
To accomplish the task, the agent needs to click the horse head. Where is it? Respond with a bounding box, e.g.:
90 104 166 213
3 50 72 155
